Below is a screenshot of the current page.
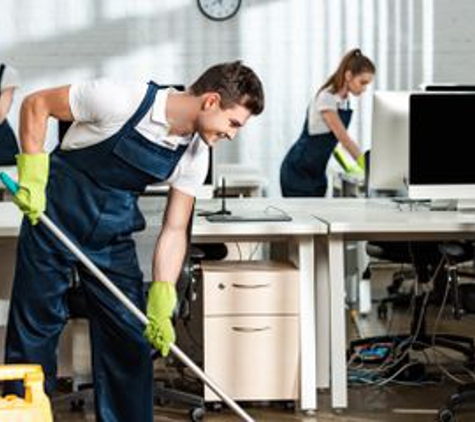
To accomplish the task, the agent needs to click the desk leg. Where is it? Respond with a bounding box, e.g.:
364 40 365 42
298 235 317 411
329 235 347 409
316 237 330 389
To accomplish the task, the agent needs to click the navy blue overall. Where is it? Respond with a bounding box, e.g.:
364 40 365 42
4 82 188 422
280 108 352 197
0 64 19 165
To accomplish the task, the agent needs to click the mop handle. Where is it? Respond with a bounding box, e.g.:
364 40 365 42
0 172 255 422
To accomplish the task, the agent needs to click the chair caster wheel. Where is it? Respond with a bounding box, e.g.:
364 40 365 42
438 407 455 422
284 401 295 410
208 402 223 412
378 303 388 320
189 406 205 421
70 398 85 412
155 397 169 407
302 409 316 416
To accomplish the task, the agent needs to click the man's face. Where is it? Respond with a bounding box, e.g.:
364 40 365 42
196 94 252 147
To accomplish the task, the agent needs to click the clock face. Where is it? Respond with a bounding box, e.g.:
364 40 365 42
198 0 242 21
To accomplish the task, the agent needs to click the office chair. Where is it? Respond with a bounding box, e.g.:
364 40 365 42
350 152 475 381
438 243 475 422
364 151 474 321
366 240 459 319
351 240 475 372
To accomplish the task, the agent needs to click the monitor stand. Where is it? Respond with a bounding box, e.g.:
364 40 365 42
428 199 475 212
429 199 458 211
456 199 475 212
197 177 232 217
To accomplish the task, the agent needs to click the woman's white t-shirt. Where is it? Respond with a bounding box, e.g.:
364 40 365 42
307 89 350 136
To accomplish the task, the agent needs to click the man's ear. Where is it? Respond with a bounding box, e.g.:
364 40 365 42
201 92 221 110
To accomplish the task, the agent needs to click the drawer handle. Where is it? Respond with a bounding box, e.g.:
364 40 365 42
231 283 270 289
232 326 271 333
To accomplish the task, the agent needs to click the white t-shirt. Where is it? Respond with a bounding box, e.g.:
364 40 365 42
64 79 209 197
307 89 350 135
0 65 20 91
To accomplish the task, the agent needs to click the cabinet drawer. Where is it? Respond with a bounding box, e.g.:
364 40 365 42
204 315 299 401
202 261 299 316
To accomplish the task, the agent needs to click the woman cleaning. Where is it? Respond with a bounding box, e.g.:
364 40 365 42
280 48 375 197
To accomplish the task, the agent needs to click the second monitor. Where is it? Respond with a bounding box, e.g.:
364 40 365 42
408 92 475 200
369 91 411 195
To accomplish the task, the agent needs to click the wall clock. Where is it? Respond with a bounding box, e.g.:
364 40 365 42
198 0 242 21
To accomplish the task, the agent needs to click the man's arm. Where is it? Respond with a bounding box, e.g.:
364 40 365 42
20 86 73 154
152 187 195 284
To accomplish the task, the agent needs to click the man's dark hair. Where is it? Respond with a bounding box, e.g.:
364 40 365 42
188 61 264 115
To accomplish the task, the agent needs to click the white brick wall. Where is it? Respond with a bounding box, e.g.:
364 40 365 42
0 0 472 195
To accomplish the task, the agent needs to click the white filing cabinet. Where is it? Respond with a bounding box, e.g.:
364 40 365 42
201 260 299 402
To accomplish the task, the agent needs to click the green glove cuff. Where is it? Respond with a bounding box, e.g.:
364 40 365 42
14 153 50 225
144 281 177 357
333 147 352 173
146 281 177 323
356 154 366 171
16 153 50 184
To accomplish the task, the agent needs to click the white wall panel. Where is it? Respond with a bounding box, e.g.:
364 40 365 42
1 0 472 195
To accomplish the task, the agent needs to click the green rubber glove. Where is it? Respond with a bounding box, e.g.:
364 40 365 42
14 153 50 225
334 147 365 177
347 163 364 178
333 147 352 173
356 153 366 171
144 281 177 357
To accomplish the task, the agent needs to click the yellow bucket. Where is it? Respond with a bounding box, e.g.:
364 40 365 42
0 364 53 422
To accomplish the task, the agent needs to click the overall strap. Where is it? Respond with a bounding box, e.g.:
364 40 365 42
126 81 161 129
0 64 5 98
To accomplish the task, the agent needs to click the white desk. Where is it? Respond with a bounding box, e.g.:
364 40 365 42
0 202 22 236
309 198 475 409
0 199 325 410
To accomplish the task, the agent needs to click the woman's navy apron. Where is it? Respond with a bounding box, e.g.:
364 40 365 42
0 64 19 165
280 107 352 197
5 82 189 422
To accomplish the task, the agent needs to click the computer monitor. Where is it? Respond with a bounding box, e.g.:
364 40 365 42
408 92 475 200
369 91 411 194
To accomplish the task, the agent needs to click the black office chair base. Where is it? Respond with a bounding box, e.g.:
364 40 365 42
51 382 94 413
154 381 206 422
438 383 475 422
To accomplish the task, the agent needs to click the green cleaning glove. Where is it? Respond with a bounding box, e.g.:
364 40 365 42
144 281 177 357
14 153 50 225
356 153 366 171
333 147 365 177
333 147 352 173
